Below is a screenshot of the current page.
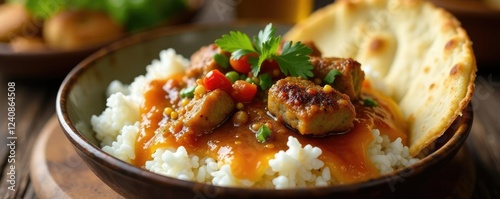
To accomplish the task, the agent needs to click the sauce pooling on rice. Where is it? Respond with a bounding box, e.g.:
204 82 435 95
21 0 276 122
120 24 411 184
133 77 407 183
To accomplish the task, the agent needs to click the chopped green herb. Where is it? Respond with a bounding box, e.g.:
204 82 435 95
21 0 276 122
256 125 272 143
213 53 229 69
258 73 272 90
180 86 196 98
323 69 342 84
215 23 313 79
364 98 378 107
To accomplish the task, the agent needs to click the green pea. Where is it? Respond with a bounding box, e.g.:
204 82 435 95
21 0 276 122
245 77 255 84
225 71 240 83
214 53 229 69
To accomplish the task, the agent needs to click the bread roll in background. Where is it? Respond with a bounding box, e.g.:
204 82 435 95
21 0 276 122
43 10 125 50
0 3 34 42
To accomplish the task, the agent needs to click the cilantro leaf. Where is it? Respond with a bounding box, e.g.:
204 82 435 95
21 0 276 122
249 56 261 76
274 41 313 78
254 23 276 52
231 49 255 60
324 69 342 84
252 36 281 76
215 31 256 53
215 23 313 79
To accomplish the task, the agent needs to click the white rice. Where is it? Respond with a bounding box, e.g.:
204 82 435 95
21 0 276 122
368 129 420 174
91 49 419 188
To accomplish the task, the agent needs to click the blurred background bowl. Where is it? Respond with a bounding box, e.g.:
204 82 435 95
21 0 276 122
0 0 204 79
57 23 473 198
0 44 101 79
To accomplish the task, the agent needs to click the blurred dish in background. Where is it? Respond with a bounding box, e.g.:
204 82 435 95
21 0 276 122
0 0 204 79
484 0 500 8
42 10 125 51
236 0 313 23
430 0 500 66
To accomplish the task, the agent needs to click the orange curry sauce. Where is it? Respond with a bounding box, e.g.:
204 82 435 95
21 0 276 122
133 78 407 184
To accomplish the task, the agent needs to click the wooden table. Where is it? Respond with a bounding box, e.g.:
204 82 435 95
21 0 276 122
0 77 60 198
1 1 500 198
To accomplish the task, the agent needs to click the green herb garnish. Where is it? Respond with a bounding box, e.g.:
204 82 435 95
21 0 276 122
258 73 272 90
256 125 272 143
215 23 313 78
180 86 196 98
216 31 255 53
363 98 378 107
323 69 342 84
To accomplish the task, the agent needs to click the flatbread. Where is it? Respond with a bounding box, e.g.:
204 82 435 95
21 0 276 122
285 0 476 156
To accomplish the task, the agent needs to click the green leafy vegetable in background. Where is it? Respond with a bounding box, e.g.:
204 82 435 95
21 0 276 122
8 0 188 32
106 0 188 32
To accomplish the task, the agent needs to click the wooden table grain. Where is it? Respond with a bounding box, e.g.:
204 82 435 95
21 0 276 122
467 68 500 199
0 77 60 199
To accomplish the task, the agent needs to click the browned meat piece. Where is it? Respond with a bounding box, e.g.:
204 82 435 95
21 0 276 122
181 89 235 131
268 77 355 136
187 44 228 79
310 57 365 100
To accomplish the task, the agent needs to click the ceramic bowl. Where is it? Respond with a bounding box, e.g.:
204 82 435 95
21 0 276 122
56 24 473 199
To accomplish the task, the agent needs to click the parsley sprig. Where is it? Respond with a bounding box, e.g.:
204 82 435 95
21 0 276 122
215 23 313 78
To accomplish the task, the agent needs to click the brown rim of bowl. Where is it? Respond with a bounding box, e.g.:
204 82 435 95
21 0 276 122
56 23 473 195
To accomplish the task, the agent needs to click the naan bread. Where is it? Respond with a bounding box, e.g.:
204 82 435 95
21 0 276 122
285 0 476 156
